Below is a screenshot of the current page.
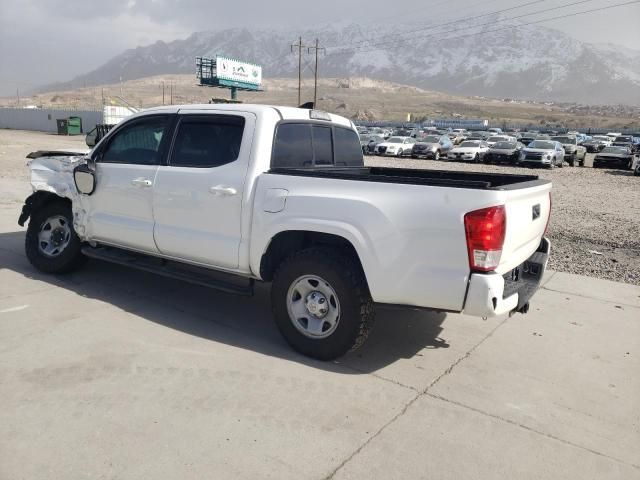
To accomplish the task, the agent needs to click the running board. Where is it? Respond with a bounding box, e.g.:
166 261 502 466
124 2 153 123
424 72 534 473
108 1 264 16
81 246 254 296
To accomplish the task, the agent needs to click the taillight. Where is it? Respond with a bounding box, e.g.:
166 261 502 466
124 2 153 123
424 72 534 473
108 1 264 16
544 192 552 235
464 205 506 272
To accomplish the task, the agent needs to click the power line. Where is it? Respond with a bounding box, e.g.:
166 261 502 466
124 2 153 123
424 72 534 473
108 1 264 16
327 0 639 56
340 0 548 50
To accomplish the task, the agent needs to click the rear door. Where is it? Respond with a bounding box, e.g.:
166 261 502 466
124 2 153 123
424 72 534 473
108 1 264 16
152 111 255 269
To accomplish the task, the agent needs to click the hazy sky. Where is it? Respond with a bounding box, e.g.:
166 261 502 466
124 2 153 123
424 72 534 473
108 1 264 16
1 0 639 96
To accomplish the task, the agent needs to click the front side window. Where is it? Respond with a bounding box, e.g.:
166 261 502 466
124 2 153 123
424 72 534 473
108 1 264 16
101 116 168 165
171 116 245 168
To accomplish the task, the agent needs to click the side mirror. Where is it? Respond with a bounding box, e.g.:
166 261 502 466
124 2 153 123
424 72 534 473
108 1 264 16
73 164 96 195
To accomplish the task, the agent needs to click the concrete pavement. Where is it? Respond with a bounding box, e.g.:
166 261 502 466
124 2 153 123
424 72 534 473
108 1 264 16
0 200 638 479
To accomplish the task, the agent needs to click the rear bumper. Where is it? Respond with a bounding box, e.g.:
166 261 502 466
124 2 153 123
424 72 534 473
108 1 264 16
462 237 550 317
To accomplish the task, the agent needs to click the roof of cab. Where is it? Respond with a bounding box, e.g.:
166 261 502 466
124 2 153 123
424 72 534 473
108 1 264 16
142 103 353 128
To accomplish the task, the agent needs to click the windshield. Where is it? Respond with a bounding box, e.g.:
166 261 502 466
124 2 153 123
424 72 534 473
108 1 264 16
528 141 555 150
551 137 575 144
387 137 404 143
359 134 371 141
593 136 609 141
601 146 628 154
493 142 516 149
488 136 507 142
615 136 632 142
459 141 480 148
420 136 440 143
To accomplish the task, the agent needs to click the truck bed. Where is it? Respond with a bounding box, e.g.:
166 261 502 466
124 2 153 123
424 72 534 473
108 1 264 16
269 166 548 190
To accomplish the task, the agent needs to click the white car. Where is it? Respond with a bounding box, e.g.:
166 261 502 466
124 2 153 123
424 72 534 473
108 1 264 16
447 140 490 162
519 140 565 168
374 136 416 157
19 105 551 360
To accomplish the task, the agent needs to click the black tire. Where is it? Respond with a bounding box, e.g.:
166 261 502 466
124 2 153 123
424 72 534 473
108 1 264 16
397 149 403 158
570 154 577 167
25 200 86 274
271 247 375 360
558 157 564 168
474 153 480 163
434 150 440 161
411 154 418 159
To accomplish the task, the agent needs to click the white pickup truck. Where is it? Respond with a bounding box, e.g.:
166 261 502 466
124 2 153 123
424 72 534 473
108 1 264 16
19 105 552 360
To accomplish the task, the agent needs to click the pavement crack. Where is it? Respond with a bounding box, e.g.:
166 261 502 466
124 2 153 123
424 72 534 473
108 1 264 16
425 392 640 471
424 315 510 393
323 391 422 480
325 315 511 479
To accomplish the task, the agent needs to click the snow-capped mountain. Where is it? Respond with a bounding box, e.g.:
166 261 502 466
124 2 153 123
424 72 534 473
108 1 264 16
45 19 640 105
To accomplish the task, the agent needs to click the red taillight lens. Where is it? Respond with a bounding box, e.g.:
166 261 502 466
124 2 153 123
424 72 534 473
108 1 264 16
464 205 506 272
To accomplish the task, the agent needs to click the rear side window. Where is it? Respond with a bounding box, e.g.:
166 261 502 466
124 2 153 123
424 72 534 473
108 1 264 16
272 123 363 168
171 116 245 168
334 127 364 166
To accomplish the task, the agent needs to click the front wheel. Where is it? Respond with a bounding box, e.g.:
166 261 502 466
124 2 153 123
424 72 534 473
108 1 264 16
434 150 440 161
397 149 403 158
474 153 480 163
25 200 86 274
271 248 374 360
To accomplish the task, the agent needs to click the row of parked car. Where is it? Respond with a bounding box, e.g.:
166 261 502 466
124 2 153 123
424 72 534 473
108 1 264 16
358 127 640 170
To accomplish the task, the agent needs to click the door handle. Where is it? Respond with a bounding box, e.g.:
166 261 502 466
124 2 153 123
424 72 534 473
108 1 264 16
131 178 153 187
209 185 237 196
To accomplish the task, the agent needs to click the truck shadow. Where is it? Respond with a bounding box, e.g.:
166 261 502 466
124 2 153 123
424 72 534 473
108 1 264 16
0 231 449 374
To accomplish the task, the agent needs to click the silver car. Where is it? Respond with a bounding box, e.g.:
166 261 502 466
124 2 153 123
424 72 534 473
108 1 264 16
519 140 565 168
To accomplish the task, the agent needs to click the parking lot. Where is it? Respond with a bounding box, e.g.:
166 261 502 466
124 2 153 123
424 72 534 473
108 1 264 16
1 130 639 479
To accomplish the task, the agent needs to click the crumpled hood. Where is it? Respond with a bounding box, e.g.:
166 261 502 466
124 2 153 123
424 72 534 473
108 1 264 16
28 154 87 196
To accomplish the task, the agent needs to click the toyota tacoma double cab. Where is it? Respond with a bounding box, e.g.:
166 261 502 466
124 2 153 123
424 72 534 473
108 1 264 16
19 105 552 360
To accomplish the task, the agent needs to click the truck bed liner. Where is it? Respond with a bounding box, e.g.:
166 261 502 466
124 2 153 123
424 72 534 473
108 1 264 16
269 166 548 190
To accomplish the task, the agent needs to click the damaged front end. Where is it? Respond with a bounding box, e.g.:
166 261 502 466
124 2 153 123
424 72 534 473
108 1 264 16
19 151 93 240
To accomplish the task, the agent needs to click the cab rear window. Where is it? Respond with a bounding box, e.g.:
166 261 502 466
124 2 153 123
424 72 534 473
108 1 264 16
272 123 363 168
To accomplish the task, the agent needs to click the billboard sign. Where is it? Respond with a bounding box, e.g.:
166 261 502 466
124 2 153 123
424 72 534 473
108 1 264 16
216 56 262 88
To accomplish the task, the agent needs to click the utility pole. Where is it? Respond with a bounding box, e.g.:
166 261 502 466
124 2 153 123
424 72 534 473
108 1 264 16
170 82 173 105
307 39 325 108
161 81 165 105
291 37 306 106
16 88 20 107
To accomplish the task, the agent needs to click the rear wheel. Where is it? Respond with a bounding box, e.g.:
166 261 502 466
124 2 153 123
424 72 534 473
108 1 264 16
271 248 374 360
25 201 86 274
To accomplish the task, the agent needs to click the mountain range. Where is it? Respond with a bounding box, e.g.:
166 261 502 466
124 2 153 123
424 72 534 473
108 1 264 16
42 18 640 105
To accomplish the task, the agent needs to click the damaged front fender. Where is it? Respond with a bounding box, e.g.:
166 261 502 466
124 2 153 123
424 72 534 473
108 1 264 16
21 153 92 240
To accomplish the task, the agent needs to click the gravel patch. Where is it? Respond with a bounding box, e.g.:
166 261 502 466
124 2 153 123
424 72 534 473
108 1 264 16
365 154 640 285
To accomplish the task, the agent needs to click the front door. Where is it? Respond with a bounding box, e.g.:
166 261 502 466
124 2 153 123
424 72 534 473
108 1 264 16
152 112 255 269
87 115 170 253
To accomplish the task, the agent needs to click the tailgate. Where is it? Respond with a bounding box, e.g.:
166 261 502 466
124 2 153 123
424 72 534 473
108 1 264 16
498 182 552 274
